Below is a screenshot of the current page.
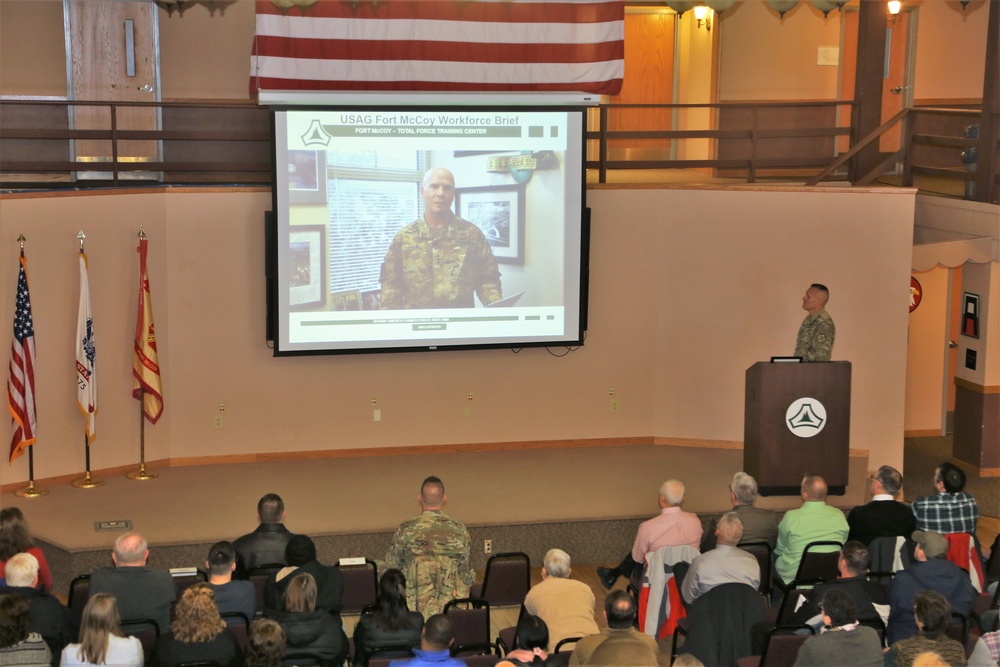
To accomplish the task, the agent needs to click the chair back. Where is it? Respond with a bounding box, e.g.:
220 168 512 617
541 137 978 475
335 558 379 614
740 542 773 599
220 612 250 651
759 626 814 667
946 611 969 644
172 569 209 601
444 598 496 656
68 574 92 620
120 618 161 659
460 655 502 667
496 605 526 654
471 552 530 607
791 541 842 585
365 644 415 666
553 637 581 653
248 563 284 615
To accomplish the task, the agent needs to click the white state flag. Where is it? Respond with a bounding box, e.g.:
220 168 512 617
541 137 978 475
76 251 97 443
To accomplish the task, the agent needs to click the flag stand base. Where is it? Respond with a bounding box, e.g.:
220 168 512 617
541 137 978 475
72 471 104 489
127 464 158 481
14 481 49 498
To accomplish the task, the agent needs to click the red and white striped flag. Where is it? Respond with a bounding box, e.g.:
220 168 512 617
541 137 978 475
7 254 37 464
133 237 164 424
76 250 97 444
250 0 625 95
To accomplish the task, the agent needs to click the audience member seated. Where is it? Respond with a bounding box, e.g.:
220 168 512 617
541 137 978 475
790 588 883 667
353 569 423 667
774 473 849 589
0 507 53 593
911 462 979 535
207 541 257 622
233 493 293 579
387 614 463 667
701 472 779 551
265 573 347 667
886 590 979 667
88 533 175 634
980 628 1000 664
0 591 51 666
569 590 658 667
596 479 702 589
265 535 343 617
496 614 558 667
523 549 598 652
60 593 142 667
4 553 76 666
847 465 917 546
244 619 285 667
886 530 977 645
384 476 473 618
682 512 760 605
790 540 888 628
151 584 243 667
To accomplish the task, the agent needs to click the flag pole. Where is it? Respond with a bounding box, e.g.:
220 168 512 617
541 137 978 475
72 231 103 490
12 236 46 498
127 387 156 480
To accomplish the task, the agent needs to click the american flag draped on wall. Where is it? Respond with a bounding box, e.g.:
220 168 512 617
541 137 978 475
7 254 36 464
250 0 625 95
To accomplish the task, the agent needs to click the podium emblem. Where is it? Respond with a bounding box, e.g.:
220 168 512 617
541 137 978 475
786 397 827 438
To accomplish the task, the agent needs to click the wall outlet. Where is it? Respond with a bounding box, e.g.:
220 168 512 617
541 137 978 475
484 539 492 554
610 399 620 413
213 416 224 429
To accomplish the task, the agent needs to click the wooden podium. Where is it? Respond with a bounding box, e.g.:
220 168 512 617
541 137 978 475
743 361 852 496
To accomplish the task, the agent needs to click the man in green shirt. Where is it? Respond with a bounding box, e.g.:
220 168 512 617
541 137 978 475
774 473 849 586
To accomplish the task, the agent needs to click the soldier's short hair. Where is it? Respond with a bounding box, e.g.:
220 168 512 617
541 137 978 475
423 614 455 650
810 283 830 302
605 590 636 629
421 476 445 505
543 549 571 578
874 465 903 495
207 541 236 576
731 472 759 505
257 494 284 523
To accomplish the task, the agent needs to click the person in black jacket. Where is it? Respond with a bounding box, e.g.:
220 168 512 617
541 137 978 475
265 535 344 615
266 573 347 667
151 584 243 667
4 552 75 667
353 569 423 667
847 465 916 545
233 493 293 579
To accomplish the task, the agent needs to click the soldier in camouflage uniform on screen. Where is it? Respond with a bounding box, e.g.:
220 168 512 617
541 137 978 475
794 283 836 362
380 167 503 309
385 476 474 618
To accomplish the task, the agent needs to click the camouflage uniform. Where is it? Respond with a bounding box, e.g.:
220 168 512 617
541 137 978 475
794 309 835 362
385 510 474 618
380 215 502 309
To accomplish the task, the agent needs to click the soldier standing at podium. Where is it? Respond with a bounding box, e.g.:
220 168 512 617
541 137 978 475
795 283 836 362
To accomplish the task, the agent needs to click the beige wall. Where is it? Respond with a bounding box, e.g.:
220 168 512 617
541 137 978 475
0 186 915 487
910 0 989 101
0 0 67 96
905 265 949 433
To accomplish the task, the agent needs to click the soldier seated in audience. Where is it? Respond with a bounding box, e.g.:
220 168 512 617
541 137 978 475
569 590 658 667
206 540 257 621
233 493 294 579
385 476 473 618
523 549 598 653
4 552 75 667
701 472 779 551
596 479 702 589
88 532 175 634
847 465 916 545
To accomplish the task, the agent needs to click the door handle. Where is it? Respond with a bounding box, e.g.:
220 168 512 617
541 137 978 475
890 86 906 94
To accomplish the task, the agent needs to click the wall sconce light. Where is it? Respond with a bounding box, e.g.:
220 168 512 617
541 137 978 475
693 4 712 31
887 0 902 20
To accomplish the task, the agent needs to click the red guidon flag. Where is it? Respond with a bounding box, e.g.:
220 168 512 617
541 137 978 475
249 0 625 95
133 237 163 424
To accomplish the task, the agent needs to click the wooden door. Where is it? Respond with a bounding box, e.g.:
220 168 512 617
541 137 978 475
65 0 160 169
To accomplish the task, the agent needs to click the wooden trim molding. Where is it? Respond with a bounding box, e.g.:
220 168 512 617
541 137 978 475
905 429 945 437
0 436 871 493
955 377 1000 394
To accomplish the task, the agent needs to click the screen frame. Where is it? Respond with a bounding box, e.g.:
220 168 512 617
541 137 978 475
267 104 590 357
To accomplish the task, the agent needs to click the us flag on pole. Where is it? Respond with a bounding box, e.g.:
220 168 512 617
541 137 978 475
249 0 625 95
133 237 164 424
7 254 37 464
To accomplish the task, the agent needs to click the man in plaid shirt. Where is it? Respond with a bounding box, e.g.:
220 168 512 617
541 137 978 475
911 462 979 534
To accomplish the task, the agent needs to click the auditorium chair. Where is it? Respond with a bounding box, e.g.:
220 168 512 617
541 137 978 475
220 611 250 651
735 625 814 667
335 558 379 615
67 573 91 620
364 644 416 666
120 618 161 659
548 637 581 666
444 598 501 659
248 562 284 616
777 541 842 594
740 542 774 605
469 552 530 608
495 604 526 655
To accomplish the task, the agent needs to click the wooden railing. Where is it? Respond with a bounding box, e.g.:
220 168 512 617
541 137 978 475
0 97 991 201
